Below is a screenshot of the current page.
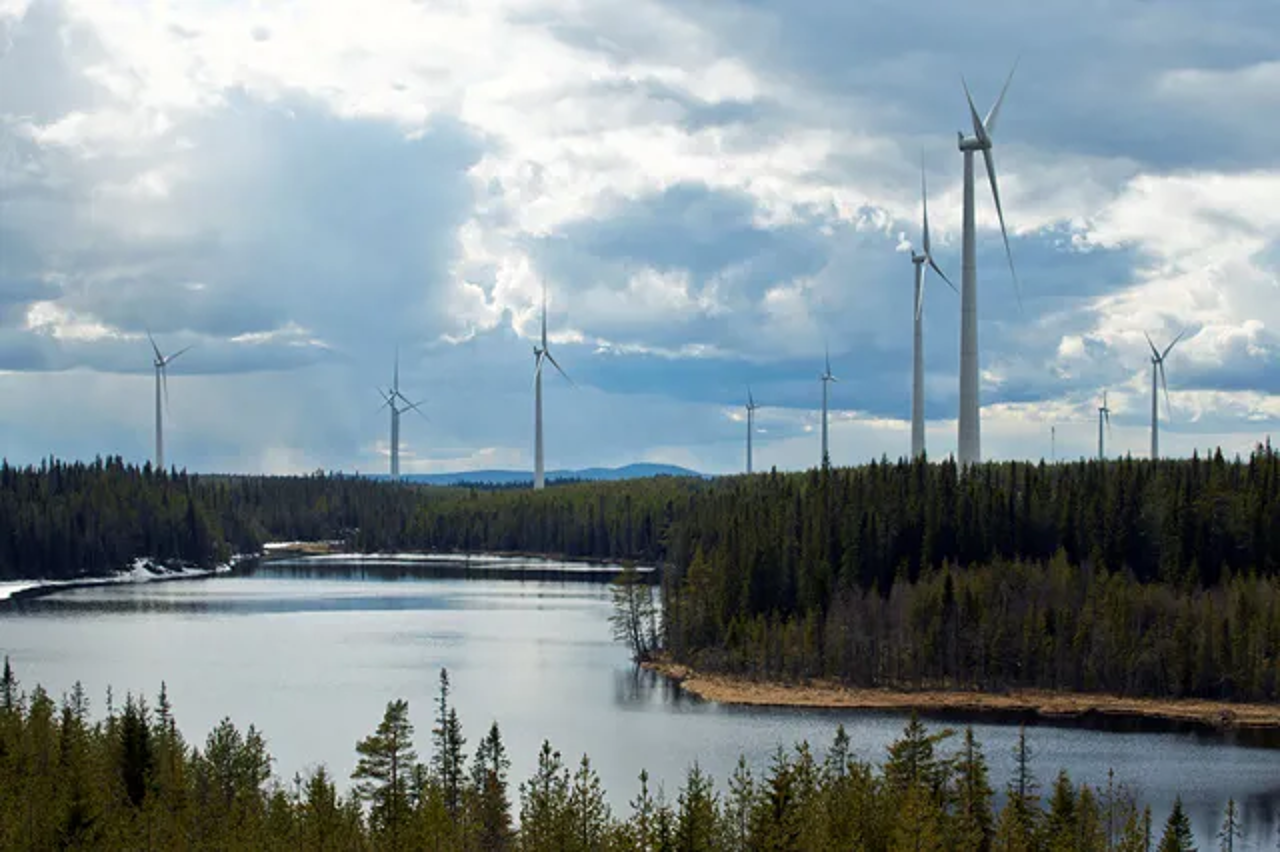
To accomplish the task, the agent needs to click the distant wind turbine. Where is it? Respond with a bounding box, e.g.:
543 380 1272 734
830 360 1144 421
378 348 427 481
533 280 572 490
957 61 1021 467
147 332 192 472
1145 330 1184 460
1097 392 1111 462
746 388 761 475
820 348 838 468
910 161 957 460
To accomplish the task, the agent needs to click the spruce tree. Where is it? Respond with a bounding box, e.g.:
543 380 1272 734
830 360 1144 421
1157 796 1196 852
954 726 994 852
675 763 719 852
1217 798 1239 852
469 721 512 851
431 669 466 818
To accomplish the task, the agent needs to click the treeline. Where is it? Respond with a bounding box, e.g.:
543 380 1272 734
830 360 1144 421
10 447 1280 588
0 660 1227 852
668 554 1280 702
0 459 438 581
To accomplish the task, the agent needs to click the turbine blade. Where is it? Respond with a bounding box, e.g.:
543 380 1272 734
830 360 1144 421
165 344 194 365
545 350 574 387
162 366 171 415
927 255 959 294
1144 331 1160 359
394 346 400 393
404 399 430 422
962 77 988 144
1162 328 1186 360
983 147 1022 310
146 329 162 362
915 270 925 322
984 57 1020 137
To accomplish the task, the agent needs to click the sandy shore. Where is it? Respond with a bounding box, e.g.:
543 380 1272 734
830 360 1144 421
643 660 1280 729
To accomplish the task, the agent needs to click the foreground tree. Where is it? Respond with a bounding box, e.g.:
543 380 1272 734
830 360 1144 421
1157 796 1196 852
469 721 513 851
352 698 417 851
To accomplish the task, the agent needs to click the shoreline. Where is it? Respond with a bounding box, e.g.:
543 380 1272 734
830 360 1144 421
644 660 1280 730
0 556 250 606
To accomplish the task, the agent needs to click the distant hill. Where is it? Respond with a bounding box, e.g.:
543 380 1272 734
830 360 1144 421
393 463 705 486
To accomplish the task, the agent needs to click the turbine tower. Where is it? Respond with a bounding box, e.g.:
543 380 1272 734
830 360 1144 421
532 281 572 490
910 163 957 460
1097 392 1111 462
820 349 838 467
745 389 761 475
147 332 192 472
957 62 1021 467
378 349 426 481
1145 330 1184 460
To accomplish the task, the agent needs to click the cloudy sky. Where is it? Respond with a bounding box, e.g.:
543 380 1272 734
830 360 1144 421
0 0 1277 475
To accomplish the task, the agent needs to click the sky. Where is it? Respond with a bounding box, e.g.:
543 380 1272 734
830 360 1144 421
0 0 1278 476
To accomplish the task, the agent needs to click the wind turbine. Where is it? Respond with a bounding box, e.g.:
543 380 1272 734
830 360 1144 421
957 61 1021 467
745 388 761 475
532 280 572 490
820 349 838 468
1145 330 1184 460
147 332 192 472
1097 392 1111 462
378 348 426 481
910 162 957 460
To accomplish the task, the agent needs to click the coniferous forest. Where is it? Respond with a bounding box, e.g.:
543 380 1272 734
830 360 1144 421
1 659 1225 852
9 447 1280 701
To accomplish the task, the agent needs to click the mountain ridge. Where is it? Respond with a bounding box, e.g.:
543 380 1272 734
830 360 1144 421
386 462 706 486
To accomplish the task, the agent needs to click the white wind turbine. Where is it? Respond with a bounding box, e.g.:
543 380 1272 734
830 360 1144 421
532 281 572 490
378 348 426 481
147 332 192 472
910 163 957 460
820 348 838 468
1145 330 1185 460
1097 391 1112 462
957 62 1021 467
745 388 761 475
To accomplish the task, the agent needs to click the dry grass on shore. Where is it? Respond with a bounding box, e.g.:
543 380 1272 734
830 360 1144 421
643 660 1280 729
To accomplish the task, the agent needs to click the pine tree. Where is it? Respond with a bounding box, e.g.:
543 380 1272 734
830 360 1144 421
1157 796 1196 852
352 698 418 851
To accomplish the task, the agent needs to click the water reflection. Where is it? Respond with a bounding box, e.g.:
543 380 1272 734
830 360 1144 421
3 560 1278 848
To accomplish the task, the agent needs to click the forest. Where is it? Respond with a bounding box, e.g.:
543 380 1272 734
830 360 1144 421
0 659 1229 852
8 447 1280 701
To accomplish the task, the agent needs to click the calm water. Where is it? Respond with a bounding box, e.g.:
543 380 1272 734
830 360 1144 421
4 559 1280 848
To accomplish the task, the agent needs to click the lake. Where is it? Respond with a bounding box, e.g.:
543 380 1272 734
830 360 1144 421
3 557 1278 848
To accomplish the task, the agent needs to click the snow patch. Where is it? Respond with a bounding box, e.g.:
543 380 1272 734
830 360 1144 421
0 553 251 604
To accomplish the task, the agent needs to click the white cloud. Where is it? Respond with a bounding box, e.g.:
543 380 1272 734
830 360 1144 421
1 0 1278 473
